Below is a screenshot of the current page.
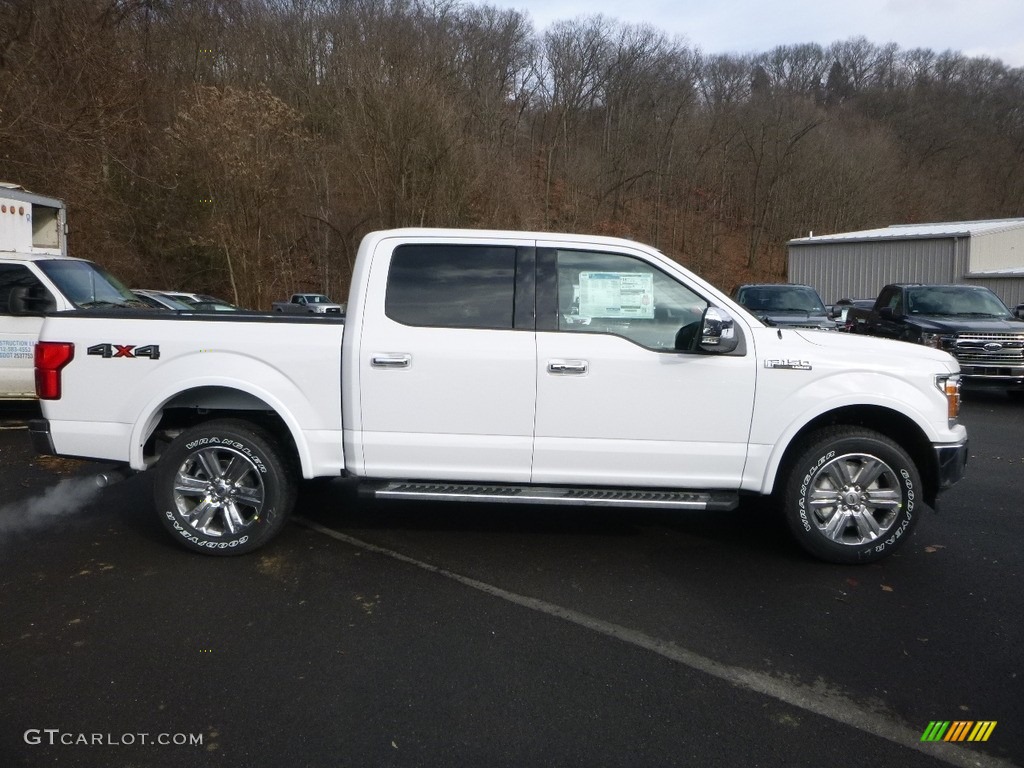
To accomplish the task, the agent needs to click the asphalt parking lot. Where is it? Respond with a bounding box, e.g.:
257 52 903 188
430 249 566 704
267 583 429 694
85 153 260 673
0 394 1021 768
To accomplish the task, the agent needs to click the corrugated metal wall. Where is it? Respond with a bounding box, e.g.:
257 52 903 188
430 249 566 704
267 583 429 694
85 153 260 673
964 276 1024 308
969 228 1024 272
788 238 957 304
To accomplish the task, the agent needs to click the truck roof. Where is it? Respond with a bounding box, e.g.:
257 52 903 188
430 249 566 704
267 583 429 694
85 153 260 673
0 183 64 209
0 253 86 263
362 227 667 254
887 283 998 290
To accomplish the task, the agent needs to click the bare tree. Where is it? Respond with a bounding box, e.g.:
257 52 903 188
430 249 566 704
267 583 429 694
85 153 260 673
2 0 1023 301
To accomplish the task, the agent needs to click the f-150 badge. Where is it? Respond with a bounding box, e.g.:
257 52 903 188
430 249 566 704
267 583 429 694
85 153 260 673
764 359 812 370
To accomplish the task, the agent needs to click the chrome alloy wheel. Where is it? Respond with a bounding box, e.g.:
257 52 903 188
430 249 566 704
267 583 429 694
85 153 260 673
172 446 265 537
806 452 902 546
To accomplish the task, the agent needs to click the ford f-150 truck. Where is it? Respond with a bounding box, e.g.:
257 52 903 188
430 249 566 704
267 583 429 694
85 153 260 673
30 229 968 564
272 293 345 315
844 283 1024 394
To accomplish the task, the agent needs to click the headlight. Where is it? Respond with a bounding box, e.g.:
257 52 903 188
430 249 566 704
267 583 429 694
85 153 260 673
920 332 945 348
935 374 961 426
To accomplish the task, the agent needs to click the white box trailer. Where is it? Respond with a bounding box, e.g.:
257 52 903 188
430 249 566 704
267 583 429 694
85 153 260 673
0 183 67 258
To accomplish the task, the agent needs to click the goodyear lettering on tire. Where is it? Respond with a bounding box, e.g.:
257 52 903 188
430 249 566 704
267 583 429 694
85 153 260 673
873 469 914 553
166 510 249 548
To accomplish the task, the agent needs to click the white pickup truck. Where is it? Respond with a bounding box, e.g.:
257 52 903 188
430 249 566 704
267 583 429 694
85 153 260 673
271 293 345 315
1 184 144 399
30 228 968 563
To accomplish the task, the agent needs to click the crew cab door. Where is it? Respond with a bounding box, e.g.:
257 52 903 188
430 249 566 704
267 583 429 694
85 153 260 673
355 238 537 482
531 244 756 487
872 286 906 338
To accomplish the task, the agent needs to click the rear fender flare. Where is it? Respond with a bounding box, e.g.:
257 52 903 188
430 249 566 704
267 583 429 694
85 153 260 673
129 377 311 475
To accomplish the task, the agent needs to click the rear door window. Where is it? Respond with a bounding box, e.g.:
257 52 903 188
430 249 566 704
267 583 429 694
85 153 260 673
385 244 517 330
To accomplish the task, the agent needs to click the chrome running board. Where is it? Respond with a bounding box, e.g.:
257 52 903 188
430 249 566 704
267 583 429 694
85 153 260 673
371 482 738 510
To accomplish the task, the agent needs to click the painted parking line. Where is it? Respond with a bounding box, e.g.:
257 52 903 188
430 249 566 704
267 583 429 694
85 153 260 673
295 516 1016 768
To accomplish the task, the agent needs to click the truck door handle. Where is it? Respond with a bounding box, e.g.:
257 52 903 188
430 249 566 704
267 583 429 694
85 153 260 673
548 359 588 375
371 354 411 369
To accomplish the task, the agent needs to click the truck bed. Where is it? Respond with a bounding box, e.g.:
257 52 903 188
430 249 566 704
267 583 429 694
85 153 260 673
34 309 346 474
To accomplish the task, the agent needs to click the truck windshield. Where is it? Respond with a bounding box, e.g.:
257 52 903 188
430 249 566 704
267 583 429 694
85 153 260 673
740 286 826 313
906 287 1012 318
36 260 140 308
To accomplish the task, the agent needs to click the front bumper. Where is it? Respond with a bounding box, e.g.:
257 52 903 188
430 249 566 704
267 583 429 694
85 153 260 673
957 365 1024 390
934 438 969 492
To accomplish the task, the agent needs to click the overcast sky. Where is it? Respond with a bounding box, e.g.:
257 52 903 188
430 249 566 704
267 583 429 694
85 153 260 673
498 0 1024 68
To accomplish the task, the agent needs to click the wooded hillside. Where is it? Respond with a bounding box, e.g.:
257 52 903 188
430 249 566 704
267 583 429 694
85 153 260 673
2 0 1022 306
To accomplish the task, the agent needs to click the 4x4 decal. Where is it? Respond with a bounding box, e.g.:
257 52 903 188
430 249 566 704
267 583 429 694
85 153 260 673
87 343 160 360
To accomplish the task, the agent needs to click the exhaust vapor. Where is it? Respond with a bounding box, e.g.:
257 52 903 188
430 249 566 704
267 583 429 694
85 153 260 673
0 475 105 541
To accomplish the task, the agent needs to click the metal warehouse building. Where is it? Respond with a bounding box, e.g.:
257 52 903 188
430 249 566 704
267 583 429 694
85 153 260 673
787 218 1024 308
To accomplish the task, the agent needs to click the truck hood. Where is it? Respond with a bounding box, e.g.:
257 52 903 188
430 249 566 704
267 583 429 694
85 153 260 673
749 310 833 330
897 314 1024 334
789 327 957 368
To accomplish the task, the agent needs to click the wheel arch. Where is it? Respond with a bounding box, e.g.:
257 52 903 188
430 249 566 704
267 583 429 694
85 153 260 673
133 385 304 476
770 405 939 506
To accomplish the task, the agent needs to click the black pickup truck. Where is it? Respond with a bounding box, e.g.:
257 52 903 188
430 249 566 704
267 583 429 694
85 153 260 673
845 283 1024 393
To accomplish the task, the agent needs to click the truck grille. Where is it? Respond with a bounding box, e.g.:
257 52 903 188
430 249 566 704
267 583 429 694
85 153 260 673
953 333 1024 367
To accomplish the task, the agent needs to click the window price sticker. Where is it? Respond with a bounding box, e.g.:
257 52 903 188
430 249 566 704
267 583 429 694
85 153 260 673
578 272 654 319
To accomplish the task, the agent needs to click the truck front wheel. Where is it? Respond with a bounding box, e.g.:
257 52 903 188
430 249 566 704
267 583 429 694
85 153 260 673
154 419 296 555
781 427 921 564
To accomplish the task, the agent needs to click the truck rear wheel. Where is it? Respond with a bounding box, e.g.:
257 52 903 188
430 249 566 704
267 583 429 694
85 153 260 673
154 419 296 555
781 427 921 564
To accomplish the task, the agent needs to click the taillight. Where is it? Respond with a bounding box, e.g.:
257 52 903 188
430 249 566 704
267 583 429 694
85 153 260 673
35 342 75 400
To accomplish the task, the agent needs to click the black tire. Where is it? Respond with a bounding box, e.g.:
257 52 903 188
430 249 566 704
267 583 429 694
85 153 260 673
781 427 921 564
154 419 296 555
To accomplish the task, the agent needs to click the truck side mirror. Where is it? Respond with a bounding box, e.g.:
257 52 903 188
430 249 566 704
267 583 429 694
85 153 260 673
1015 304 1024 320
878 306 895 320
8 285 56 315
696 307 739 354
